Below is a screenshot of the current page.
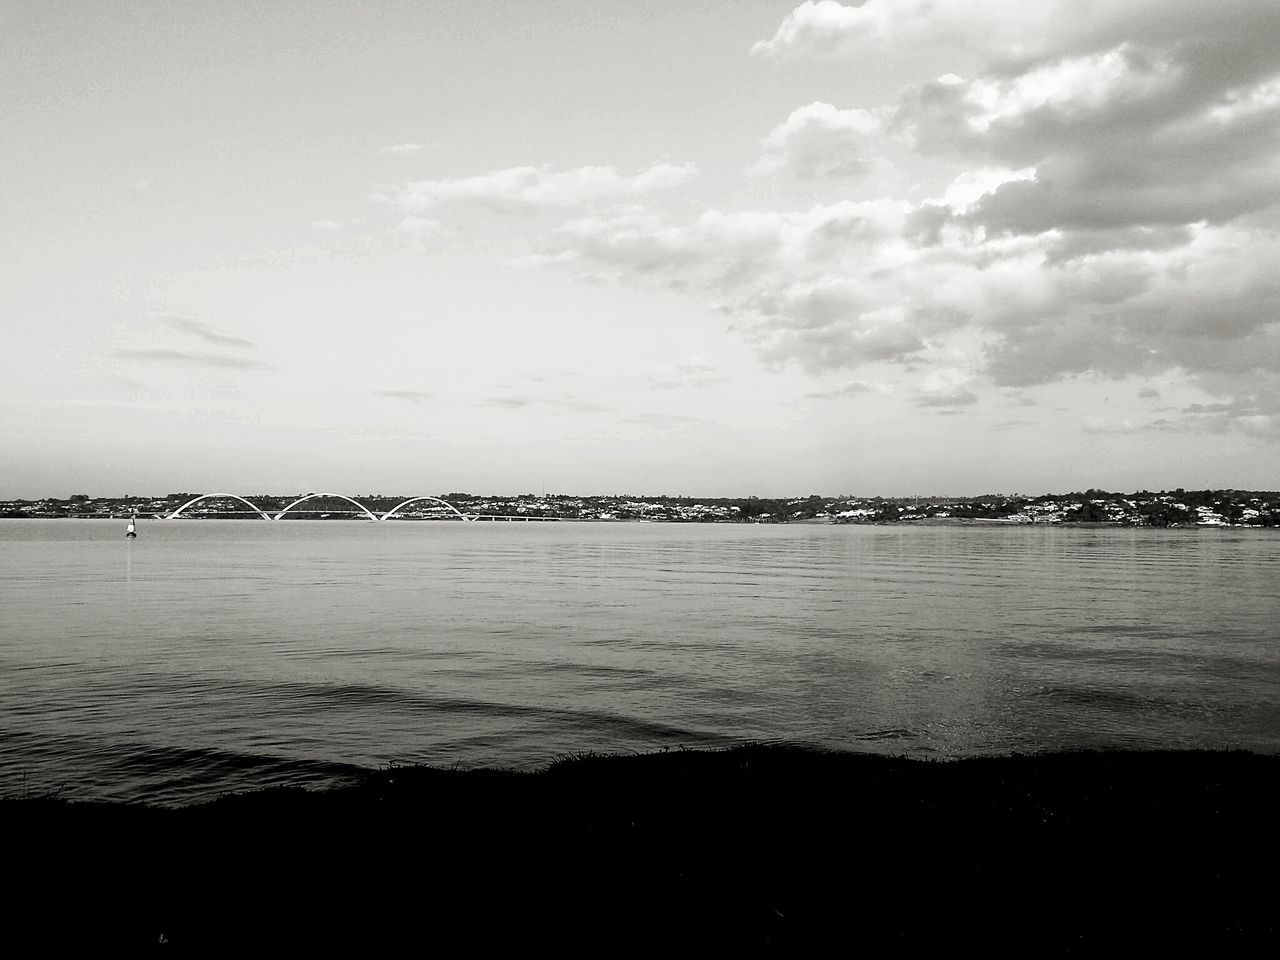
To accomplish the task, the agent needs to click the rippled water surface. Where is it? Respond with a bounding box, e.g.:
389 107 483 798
2 518 1277 804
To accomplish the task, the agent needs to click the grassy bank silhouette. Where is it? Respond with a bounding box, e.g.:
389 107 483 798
6 744 1277 950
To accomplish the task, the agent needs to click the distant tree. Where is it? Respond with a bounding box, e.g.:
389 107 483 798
1139 502 1192 527
1071 501 1110 523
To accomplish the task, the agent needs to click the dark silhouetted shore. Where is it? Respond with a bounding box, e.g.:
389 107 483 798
6 745 1277 951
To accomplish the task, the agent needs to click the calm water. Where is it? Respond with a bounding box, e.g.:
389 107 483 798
2 518 1277 804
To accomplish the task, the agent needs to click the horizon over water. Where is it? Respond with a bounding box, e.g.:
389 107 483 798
1 518 1277 806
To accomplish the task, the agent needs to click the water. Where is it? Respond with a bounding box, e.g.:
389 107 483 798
1 518 1277 805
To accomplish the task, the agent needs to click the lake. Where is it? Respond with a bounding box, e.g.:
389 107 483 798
1 518 1277 804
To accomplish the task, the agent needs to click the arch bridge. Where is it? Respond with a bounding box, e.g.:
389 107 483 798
381 496 470 521
165 494 274 521
275 493 380 522
164 493 477 521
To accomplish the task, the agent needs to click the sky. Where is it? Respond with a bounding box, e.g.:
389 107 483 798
3 0 1279 498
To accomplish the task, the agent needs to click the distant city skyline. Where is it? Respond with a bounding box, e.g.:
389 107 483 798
4 1 1279 499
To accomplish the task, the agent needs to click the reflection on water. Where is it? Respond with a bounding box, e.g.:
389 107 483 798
1 518 1277 804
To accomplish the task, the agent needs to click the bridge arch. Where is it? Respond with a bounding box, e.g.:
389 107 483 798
167 494 273 520
381 496 472 522
274 493 379 522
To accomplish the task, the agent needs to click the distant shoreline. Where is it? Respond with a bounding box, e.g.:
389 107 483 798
3 514 1271 530
4 488 1276 527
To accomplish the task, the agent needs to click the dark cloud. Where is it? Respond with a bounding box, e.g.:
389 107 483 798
967 169 1280 237
994 419 1037 429
895 9 1280 237
159 316 256 349
916 388 979 408
983 316 1155 387
1043 226 1195 264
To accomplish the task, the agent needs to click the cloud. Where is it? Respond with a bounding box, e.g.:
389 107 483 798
112 348 272 371
749 1 1250 64
1042 226 1194 265
749 102 887 179
978 226 1280 389
916 368 980 408
1082 416 1138 434
645 361 727 389
750 2 867 60
624 413 709 427
536 193 1280 415
537 199 905 293
377 143 423 156
394 215 448 244
752 296 927 372
748 0 941 60
398 161 698 213
534 200 933 373
750 1 1064 61
890 16 1280 236
158 317 256 350
803 379 882 399
311 219 342 231
918 389 978 409
374 389 433 403
481 394 613 413
497 2 1280 438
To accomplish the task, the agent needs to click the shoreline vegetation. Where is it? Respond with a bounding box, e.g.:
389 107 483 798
3 487 1278 527
7 745 1277 949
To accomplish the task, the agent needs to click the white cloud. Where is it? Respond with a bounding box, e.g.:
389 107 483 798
750 1 1062 62
374 389 433 403
750 0 907 60
1208 75 1280 124
1082 416 1139 434
113 348 272 371
311 219 342 231
395 215 447 243
480 393 612 413
539 199 908 289
937 167 1038 213
803 379 887 399
500 2 1280 437
535 181 1280 427
646 360 728 389
398 161 698 213
917 368 980 408
966 45 1179 134
378 143 423 156
748 101 887 179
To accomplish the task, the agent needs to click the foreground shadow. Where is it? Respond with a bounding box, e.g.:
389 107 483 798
6 745 1277 951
